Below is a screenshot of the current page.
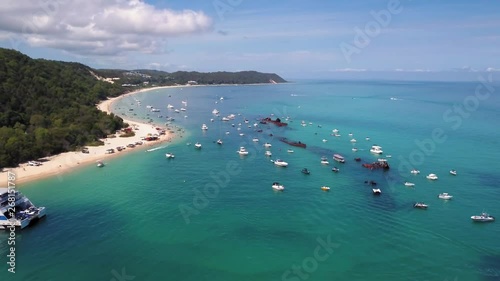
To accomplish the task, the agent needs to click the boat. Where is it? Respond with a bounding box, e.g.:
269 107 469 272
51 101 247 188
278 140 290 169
322 139 328 142
352 148 358 152
96 160 104 167
261 117 288 127
167 104 174 109
450 169 457 176
194 142 202 149
264 143 272 148
165 153 175 159
201 124 208 130
370 145 383 154
252 138 259 142
272 182 285 191
265 151 272 157
471 212 495 222
332 129 339 133
237 147 249 155
287 149 294 153
426 173 438 180
0 188 46 229
279 137 306 148
321 186 330 191
354 157 361 162
272 159 288 167
301 168 310 175
320 156 329 165
333 154 345 163
332 167 340 173
222 117 230 121
365 137 370 141
216 139 223 145
212 109 219 115
348 133 353 137
438 193 453 200
350 138 357 143
411 169 420 174
404 182 415 187
414 202 428 209
180 108 186 111
372 189 382 195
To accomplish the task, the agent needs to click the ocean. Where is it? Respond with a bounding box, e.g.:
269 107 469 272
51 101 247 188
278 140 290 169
1 79 499 281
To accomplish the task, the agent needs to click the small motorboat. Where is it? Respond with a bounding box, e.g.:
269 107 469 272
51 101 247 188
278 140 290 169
426 173 438 180
350 138 357 143
165 153 175 159
365 137 370 141
372 189 382 195
332 167 340 173
265 151 272 157
411 169 420 174
332 129 339 133
404 182 415 187
301 168 310 175
96 160 104 167
352 148 358 152
320 157 329 165
237 147 249 155
438 193 453 200
450 170 457 176
272 182 285 191
414 202 428 209
354 157 361 162
217 139 223 145
194 142 202 149
252 138 259 142
321 186 330 191
287 149 294 153
471 212 495 222
272 159 288 167
263 143 272 148
322 139 328 143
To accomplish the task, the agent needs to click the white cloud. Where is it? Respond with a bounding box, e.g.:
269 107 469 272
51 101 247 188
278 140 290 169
0 0 213 56
486 67 500 72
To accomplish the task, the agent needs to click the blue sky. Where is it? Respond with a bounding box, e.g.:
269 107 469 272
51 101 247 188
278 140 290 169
0 0 499 80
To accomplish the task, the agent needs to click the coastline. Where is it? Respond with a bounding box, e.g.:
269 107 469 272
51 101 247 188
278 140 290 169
0 85 182 187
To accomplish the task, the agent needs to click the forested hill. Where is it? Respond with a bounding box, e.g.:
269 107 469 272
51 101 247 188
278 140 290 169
94 69 287 86
0 48 125 169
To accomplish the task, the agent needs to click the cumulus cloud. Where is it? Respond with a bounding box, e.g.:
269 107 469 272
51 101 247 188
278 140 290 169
0 0 213 55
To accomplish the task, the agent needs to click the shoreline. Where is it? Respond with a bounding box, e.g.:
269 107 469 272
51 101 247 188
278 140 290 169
0 82 280 187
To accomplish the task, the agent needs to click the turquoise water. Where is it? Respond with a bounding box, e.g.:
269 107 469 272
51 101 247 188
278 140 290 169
1 80 500 281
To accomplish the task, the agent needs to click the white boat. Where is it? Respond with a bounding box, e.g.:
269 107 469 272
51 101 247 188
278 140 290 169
334 133 341 137
404 182 415 187
239 133 245 136
332 129 339 133
321 186 330 191
272 182 285 191
96 160 104 167
212 109 219 115
252 138 259 142
0 188 46 229
414 202 428 209
272 159 288 167
438 193 453 200
366 137 370 141
426 173 438 180
450 170 457 176
350 138 357 143
287 149 294 153
333 154 345 163
167 104 174 109
222 117 230 121
348 133 353 137
471 212 495 222
174 109 180 113
237 147 249 155
194 142 202 149
372 189 382 195
320 156 329 165
225 131 230 135
352 148 358 152
265 151 272 157
151 108 160 112
411 169 420 174
217 139 223 145
201 124 208 130
165 153 175 159
322 139 328 142
180 108 186 111
264 143 272 148
370 145 383 154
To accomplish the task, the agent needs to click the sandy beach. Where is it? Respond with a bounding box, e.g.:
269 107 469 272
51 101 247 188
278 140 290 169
0 86 181 186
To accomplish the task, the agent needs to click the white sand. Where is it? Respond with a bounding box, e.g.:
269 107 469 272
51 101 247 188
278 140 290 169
0 86 182 186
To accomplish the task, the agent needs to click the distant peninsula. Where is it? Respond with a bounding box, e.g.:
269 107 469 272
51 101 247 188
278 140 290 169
0 47 286 169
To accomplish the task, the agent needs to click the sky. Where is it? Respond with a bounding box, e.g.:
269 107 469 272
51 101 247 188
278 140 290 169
0 0 499 81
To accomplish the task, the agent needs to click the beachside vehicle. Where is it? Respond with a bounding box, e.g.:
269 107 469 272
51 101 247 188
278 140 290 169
272 159 288 167
414 202 428 209
438 193 453 200
404 182 415 187
333 154 345 163
272 182 285 191
321 186 330 191
237 147 249 155
426 173 438 180
82 147 89 154
471 212 495 222
165 153 175 159
28 161 42 166
0 187 46 229
370 145 383 154
105 148 115 154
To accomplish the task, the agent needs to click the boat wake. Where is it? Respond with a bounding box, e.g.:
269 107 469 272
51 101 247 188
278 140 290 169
146 146 167 152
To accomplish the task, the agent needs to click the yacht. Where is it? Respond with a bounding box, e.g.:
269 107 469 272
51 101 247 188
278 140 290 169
370 145 383 154
322 139 328 143
350 138 357 143
352 148 358 152
216 139 223 145
212 109 219 115
0 188 46 229
404 182 415 187
287 149 294 153
96 160 104 167
438 193 453 200
264 143 272 148
167 104 174 109
201 124 208 130
180 108 186 111
414 202 428 209
165 153 175 159
237 147 249 155
194 142 202 149
174 109 180 113
265 151 272 157
272 182 285 191
471 212 495 222
333 154 345 163
411 169 420 174
320 156 329 165
272 159 288 167
222 117 230 121
426 173 438 180
332 129 339 134
372 189 382 195
252 138 259 142
321 186 330 191
450 170 457 176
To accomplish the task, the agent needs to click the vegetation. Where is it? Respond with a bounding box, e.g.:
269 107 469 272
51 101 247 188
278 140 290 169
0 48 125 169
